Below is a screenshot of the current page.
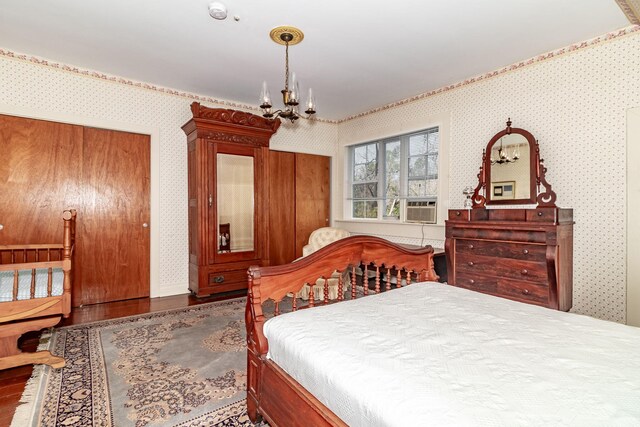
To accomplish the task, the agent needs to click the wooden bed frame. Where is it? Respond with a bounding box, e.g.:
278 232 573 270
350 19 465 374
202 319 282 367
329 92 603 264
246 235 438 426
0 209 76 371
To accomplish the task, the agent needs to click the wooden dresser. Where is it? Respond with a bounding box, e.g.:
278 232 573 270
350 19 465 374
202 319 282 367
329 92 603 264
445 207 573 311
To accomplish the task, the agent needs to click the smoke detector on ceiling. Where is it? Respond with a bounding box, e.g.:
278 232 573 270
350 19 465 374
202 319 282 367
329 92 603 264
208 2 227 20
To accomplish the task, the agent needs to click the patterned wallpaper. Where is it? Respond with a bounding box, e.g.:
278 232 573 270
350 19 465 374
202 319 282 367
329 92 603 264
1 26 639 321
338 28 640 322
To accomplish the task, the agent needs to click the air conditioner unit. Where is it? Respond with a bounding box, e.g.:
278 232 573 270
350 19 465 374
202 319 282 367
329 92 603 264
405 200 437 224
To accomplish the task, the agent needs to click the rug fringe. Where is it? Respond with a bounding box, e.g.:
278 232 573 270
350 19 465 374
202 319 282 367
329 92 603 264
10 329 54 427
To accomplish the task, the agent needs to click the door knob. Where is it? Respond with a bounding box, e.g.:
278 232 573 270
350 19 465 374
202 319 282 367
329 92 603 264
0 224 3 231
143 223 149 228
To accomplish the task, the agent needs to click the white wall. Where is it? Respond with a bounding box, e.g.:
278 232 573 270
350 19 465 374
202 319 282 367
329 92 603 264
336 29 640 322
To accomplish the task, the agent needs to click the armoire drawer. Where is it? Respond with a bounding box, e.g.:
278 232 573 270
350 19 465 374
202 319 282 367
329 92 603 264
454 273 549 306
455 239 546 262
456 253 548 283
208 269 247 286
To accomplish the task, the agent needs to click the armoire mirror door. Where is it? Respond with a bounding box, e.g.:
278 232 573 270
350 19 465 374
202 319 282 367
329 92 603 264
208 141 262 264
216 153 254 254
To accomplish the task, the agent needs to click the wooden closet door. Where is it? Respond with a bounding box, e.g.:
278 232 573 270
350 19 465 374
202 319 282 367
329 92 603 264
78 127 150 306
0 115 83 244
268 151 296 265
294 153 330 258
0 115 150 306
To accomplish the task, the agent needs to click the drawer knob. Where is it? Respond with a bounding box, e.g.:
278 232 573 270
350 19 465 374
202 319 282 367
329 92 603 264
468 244 474 249
468 261 474 266
522 249 529 255
521 269 528 275
537 211 543 217
213 275 225 283
456 211 461 216
522 289 530 295
469 279 475 284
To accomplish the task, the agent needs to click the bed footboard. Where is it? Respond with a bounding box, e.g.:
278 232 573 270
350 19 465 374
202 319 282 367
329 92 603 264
245 235 438 425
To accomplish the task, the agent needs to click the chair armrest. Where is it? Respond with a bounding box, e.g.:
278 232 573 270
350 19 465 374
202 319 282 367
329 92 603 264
302 244 313 257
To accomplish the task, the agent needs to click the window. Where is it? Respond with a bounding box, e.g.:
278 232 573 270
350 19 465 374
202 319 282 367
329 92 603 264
349 127 439 221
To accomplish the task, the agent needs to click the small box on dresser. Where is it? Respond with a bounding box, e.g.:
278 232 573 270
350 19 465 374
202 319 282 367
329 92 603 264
445 207 573 311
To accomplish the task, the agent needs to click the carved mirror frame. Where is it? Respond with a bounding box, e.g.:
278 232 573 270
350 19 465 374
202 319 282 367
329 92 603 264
471 118 556 208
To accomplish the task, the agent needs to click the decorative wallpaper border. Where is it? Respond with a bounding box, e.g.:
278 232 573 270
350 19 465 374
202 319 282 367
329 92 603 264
338 25 640 122
616 0 640 25
1 24 638 124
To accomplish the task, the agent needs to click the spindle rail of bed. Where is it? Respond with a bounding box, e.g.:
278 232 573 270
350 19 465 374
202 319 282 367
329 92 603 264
0 209 76 370
246 235 439 426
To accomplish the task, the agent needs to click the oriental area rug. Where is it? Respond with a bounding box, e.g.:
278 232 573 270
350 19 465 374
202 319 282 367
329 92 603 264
12 299 262 427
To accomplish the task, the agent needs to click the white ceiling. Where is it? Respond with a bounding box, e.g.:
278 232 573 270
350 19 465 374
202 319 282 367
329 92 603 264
0 1 630 121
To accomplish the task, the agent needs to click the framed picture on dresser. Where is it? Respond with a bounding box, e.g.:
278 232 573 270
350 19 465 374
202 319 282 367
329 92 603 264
491 180 515 200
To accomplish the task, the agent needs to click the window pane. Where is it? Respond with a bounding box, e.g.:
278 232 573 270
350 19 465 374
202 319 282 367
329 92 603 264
409 134 427 156
353 200 378 219
384 198 400 219
352 201 365 218
385 141 400 197
427 155 438 178
427 132 439 153
353 164 367 181
353 143 378 182
408 179 438 198
409 156 426 177
365 201 378 218
353 182 378 199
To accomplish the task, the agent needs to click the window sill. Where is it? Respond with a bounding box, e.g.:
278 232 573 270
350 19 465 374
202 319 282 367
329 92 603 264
334 219 445 241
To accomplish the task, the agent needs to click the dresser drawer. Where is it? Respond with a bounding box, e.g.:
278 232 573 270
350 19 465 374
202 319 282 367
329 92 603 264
449 227 547 243
526 208 556 223
456 253 548 283
456 239 546 262
455 272 549 306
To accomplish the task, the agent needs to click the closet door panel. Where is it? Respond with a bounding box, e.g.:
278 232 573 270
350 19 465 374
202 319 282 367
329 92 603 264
294 153 330 258
79 127 150 306
0 114 83 245
268 151 296 265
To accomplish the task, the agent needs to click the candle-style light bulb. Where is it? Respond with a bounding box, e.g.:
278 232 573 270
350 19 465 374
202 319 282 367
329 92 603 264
259 81 272 109
305 88 316 115
289 72 299 105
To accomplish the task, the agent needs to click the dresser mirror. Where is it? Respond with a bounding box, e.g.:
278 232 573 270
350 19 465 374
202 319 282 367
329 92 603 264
472 118 556 208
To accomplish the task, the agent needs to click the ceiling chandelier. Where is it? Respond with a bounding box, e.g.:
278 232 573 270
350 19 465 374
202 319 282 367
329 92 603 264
491 137 520 165
259 26 316 123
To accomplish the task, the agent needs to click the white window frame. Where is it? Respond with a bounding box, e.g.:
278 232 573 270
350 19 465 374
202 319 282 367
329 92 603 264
347 127 440 223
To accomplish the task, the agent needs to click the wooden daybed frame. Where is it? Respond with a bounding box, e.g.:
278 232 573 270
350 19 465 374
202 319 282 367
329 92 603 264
0 209 76 371
246 235 438 426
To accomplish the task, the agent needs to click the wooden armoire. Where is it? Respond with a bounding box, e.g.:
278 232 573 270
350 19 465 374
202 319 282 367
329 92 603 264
182 103 280 297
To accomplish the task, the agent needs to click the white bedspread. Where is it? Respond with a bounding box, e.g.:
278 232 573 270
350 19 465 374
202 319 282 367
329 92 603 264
263 282 640 426
0 268 64 302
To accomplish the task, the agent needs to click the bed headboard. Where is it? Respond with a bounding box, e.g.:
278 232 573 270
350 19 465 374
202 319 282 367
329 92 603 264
246 235 438 355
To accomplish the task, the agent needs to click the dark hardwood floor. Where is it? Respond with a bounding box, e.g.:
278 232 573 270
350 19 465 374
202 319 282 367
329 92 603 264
0 291 244 427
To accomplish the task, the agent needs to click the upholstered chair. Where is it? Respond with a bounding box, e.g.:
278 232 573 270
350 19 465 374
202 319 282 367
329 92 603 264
296 227 351 300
